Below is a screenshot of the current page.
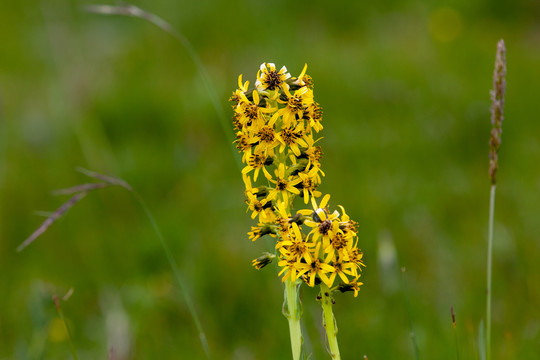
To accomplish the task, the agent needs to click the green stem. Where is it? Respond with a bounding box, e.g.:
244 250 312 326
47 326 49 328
84 4 242 170
53 295 79 360
132 192 212 360
486 184 496 360
320 284 341 360
284 279 303 360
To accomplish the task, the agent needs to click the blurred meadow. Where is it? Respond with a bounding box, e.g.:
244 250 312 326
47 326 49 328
2 0 540 359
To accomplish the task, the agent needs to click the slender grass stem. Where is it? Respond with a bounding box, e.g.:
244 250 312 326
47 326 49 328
486 39 505 360
18 169 213 359
320 283 340 360
451 306 460 360
401 267 420 360
284 279 303 360
486 184 496 360
132 192 212 360
53 295 79 360
84 4 242 169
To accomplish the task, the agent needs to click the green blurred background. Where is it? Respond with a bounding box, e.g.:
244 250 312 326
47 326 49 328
1 0 540 359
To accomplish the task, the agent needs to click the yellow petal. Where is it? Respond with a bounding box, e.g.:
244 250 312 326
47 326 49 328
252 90 260 105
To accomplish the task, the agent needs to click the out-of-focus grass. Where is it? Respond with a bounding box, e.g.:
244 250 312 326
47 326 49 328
1 0 540 359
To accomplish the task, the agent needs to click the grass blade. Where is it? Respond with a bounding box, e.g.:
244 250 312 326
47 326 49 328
83 4 241 169
53 294 79 360
17 192 88 252
20 169 212 359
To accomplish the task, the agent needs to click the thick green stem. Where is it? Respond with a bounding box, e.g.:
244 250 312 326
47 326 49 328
284 279 303 360
486 184 496 360
320 284 341 360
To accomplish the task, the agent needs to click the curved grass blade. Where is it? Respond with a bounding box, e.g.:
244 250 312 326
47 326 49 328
83 4 241 169
19 169 212 359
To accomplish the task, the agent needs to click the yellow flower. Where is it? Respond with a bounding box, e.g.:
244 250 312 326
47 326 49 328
242 148 273 182
300 195 341 249
304 102 324 133
278 256 308 283
346 246 366 272
275 123 309 157
338 276 363 297
337 205 359 238
256 62 291 91
252 252 276 270
274 199 292 237
234 130 252 157
248 223 276 242
245 191 270 221
303 134 324 170
327 259 357 285
277 86 314 127
232 63 366 298
297 243 335 287
268 164 302 204
229 74 250 104
291 63 309 87
297 165 322 204
248 124 281 158
323 232 351 263
235 90 276 130
276 222 315 261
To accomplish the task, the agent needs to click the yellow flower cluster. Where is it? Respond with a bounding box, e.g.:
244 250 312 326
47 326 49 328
231 63 364 295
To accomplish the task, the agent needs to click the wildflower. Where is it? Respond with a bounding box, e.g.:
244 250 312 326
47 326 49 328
277 86 314 126
303 134 324 169
301 195 341 249
276 223 315 262
304 102 323 133
338 205 359 237
291 64 310 88
296 165 322 204
232 62 366 360
245 191 272 222
249 124 281 157
256 62 291 91
278 256 306 283
229 74 250 104
235 90 276 130
324 231 350 263
347 246 366 272
234 130 252 156
275 124 308 156
242 148 273 182
297 243 335 287
248 223 276 242
273 200 293 237
252 252 276 270
338 276 363 297
268 164 302 204
327 259 357 285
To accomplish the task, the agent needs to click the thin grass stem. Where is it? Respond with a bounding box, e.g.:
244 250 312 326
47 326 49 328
84 4 241 169
131 192 212 359
52 295 79 360
401 267 420 360
451 306 460 360
19 169 212 359
486 184 496 360
486 39 505 360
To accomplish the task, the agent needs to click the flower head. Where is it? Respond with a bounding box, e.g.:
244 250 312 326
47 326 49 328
252 252 276 270
256 62 291 91
232 62 365 298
